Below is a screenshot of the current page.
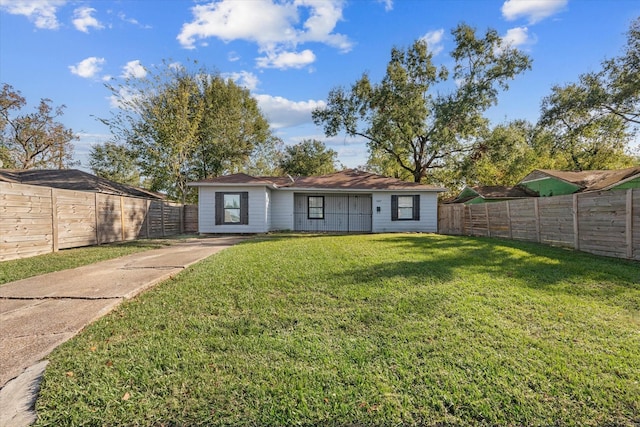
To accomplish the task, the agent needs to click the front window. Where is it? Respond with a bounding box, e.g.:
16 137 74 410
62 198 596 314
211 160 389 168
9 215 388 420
308 196 324 219
397 196 414 219
224 194 241 223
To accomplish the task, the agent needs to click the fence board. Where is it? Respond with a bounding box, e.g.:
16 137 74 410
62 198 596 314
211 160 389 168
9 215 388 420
1 181 198 261
438 188 639 261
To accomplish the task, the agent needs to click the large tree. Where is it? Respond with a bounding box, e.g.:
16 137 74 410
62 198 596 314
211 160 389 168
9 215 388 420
538 17 639 170
88 142 141 186
312 23 531 183
0 83 76 169
102 62 276 203
279 139 339 176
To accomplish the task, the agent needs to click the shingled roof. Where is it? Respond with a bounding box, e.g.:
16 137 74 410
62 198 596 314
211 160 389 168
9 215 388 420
520 167 640 192
0 169 165 199
190 169 446 192
448 185 535 204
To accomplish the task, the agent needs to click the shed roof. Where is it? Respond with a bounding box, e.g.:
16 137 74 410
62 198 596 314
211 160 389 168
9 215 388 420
447 185 535 204
0 169 165 199
519 167 640 192
189 169 446 192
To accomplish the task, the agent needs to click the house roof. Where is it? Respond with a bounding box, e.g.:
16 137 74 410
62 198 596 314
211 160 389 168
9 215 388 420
520 167 640 192
0 169 165 199
447 185 535 204
189 169 446 192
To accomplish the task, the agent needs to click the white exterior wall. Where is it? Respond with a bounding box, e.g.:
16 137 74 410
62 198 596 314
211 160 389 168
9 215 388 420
270 190 294 231
198 186 270 233
371 191 439 233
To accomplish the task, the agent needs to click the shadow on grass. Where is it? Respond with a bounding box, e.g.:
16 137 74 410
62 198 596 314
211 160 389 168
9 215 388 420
336 234 639 304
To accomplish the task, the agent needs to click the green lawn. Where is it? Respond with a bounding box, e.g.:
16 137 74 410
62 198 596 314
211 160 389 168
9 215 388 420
0 236 194 285
34 234 639 426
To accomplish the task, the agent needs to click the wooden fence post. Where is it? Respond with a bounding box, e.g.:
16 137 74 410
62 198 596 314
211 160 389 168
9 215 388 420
485 203 491 237
145 199 150 238
120 196 126 241
627 189 633 259
506 201 513 239
573 194 580 251
51 188 59 252
161 202 166 237
94 193 100 245
534 199 541 243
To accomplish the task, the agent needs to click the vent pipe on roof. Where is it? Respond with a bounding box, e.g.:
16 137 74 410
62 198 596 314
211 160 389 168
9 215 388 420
287 174 295 183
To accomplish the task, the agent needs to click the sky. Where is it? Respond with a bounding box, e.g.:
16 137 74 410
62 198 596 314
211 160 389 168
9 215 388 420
1 0 638 171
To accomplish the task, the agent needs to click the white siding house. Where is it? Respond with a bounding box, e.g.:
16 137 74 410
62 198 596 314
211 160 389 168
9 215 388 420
189 170 445 234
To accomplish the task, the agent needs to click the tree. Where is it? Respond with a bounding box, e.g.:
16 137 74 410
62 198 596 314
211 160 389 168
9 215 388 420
580 17 639 126
537 17 639 170
242 135 284 176
312 23 531 183
88 142 141 186
458 120 559 187
279 139 339 176
539 83 635 170
102 62 276 203
0 83 76 169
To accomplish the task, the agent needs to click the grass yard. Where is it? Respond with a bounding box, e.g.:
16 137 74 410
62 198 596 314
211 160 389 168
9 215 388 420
34 234 639 426
0 236 194 285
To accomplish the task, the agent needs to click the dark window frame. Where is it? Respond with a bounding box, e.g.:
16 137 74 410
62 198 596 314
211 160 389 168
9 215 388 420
307 195 325 220
391 194 420 221
215 191 249 225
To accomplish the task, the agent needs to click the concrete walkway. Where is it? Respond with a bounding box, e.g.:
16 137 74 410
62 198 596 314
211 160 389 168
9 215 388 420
0 236 247 426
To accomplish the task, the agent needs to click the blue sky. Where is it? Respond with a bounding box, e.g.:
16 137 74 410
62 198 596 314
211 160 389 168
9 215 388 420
1 0 638 171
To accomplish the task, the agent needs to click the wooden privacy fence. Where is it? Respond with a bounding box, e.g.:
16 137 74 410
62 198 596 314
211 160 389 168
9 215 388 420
1 181 198 261
438 189 640 261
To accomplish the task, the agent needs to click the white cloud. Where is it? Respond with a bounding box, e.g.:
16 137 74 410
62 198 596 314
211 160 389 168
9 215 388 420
501 0 567 24
377 0 393 12
121 60 147 79
72 6 103 33
69 57 105 78
0 0 66 29
117 11 151 29
223 71 260 91
420 29 445 56
502 26 531 47
254 94 325 129
177 0 351 69
256 49 316 70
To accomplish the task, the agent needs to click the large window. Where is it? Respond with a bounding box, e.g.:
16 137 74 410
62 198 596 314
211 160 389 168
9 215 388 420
224 194 241 223
215 192 248 225
391 195 420 221
308 196 324 219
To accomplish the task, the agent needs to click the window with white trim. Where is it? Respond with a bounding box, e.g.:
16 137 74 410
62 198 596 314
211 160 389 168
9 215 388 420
308 196 324 219
391 195 420 221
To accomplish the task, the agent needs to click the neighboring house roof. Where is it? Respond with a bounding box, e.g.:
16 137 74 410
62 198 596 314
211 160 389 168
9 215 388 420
189 169 447 192
447 185 535 204
519 167 640 193
0 169 165 199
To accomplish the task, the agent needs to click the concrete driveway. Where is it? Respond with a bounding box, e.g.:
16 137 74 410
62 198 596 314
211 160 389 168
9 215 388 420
0 236 247 426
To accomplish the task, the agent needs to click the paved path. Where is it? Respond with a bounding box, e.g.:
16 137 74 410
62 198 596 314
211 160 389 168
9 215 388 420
0 236 247 426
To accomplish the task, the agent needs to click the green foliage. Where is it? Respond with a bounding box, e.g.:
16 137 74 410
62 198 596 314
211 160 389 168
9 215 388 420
88 142 141 186
538 17 639 170
0 83 77 169
279 139 339 176
457 120 561 188
539 83 636 170
35 234 640 426
102 61 276 203
313 23 531 183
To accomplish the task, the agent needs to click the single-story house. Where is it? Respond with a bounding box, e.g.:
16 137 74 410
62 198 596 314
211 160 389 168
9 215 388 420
188 169 446 233
518 167 640 197
447 185 536 204
0 169 164 199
